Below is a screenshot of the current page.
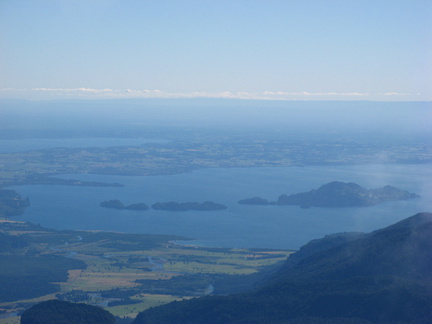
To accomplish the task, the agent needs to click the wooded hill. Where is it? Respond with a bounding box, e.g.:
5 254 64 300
21 300 115 324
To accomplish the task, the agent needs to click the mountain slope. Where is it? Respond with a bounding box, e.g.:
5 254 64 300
133 213 432 324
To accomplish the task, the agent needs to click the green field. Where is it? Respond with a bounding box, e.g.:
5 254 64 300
0 220 293 320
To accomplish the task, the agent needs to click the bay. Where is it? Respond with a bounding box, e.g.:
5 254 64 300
12 164 432 249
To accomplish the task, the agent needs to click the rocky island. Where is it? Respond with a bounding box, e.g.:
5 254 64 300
239 181 419 208
0 189 30 217
151 201 227 211
100 200 149 211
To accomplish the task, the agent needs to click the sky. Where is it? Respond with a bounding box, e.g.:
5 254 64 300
0 0 431 101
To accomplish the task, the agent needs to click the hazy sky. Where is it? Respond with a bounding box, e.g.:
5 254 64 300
1 0 431 101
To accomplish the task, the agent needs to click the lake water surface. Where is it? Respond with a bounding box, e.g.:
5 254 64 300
12 164 432 249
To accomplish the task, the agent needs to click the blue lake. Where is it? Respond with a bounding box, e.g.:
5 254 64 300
11 164 432 249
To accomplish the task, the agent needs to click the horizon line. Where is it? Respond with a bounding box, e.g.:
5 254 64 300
0 88 427 102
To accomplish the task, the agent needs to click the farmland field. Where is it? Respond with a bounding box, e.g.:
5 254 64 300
0 220 292 320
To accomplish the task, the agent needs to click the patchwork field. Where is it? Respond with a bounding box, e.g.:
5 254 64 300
0 220 293 321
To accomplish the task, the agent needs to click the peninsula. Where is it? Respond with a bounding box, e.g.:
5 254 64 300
239 181 418 208
0 189 30 217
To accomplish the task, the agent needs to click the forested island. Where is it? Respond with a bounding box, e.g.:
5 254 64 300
0 189 30 217
100 200 227 211
100 200 149 211
239 181 419 208
151 201 227 211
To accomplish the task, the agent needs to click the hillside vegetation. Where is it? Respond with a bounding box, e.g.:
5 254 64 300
21 300 115 324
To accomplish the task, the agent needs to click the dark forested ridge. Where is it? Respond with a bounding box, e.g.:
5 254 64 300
239 181 418 208
21 300 115 324
133 212 432 324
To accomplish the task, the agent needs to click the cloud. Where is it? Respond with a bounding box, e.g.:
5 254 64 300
379 92 411 96
31 87 114 93
0 88 424 101
261 91 370 97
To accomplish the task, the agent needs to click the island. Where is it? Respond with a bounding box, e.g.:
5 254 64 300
100 199 149 211
151 201 227 211
0 189 30 217
239 181 419 208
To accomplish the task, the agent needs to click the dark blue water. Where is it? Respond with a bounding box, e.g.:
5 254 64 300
11 164 432 249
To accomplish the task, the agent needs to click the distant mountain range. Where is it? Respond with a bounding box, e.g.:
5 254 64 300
239 181 418 208
132 212 432 324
